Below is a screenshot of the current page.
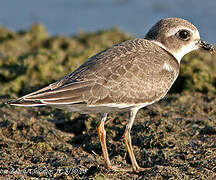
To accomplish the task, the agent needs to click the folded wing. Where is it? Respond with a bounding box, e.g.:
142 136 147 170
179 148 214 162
8 81 94 106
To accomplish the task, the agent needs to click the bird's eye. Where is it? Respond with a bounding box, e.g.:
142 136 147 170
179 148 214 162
176 30 191 41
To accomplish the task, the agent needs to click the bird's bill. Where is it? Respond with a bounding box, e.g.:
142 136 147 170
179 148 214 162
197 40 215 52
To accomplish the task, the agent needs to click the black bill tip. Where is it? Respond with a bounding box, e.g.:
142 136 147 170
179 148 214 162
198 40 215 53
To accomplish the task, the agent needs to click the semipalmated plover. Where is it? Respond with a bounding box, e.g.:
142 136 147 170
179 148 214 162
8 18 214 172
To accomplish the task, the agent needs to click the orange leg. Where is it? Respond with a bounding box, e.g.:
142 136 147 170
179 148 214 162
98 113 112 168
123 108 144 172
98 110 144 172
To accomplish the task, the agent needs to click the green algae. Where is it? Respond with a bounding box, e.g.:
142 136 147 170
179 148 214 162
0 24 215 179
172 50 216 94
0 25 131 98
0 24 215 99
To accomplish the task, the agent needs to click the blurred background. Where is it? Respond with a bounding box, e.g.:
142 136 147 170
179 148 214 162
1 1 216 179
0 0 215 43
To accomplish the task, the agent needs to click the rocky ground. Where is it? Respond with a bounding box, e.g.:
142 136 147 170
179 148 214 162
0 25 215 179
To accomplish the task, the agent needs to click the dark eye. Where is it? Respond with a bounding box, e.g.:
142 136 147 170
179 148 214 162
176 30 191 40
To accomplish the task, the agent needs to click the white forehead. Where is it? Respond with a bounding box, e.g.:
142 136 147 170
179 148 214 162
165 26 200 39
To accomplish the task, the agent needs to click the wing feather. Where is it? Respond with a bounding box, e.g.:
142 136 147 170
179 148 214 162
8 81 93 106
41 96 83 104
8 39 179 108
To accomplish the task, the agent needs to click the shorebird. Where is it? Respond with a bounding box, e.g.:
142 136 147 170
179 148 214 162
8 18 214 172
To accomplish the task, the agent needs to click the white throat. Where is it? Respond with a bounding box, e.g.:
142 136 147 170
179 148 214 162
151 40 199 63
171 41 199 62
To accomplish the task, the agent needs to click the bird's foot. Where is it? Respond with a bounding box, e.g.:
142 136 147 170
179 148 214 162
132 165 153 173
105 164 132 172
105 164 149 173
